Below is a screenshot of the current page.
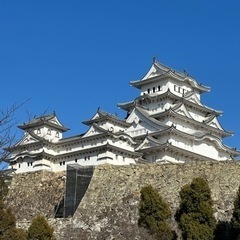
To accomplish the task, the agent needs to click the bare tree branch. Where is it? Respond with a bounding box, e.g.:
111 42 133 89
0 99 30 165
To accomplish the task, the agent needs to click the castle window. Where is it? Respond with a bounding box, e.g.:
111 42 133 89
18 164 21 168
147 88 150 94
75 159 78 163
37 128 41 134
153 87 155 93
63 161 65 165
60 162 62 166
55 132 59 138
158 85 161 91
47 129 51 135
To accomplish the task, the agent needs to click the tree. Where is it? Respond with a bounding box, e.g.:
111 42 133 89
230 185 240 240
0 101 29 166
176 177 216 240
0 175 8 201
0 103 28 239
1 227 27 240
27 215 55 240
0 199 27 240
138 185 175 240
0 105 19 163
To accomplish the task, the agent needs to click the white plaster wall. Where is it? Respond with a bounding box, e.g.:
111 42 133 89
140 79 168 95
34 126 62 142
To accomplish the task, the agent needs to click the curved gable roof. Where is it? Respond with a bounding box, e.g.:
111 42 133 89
18 113 69 132
130 60 210 93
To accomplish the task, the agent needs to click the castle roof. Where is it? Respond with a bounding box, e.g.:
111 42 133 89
152 107 233 138
118 89 222 116
18 113 69 132
82 108 130 128
130 60 210 93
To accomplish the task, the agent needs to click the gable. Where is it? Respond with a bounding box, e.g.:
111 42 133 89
135 136 160 151
173 104 193 119
49 116 64 127
205 116 224 131
125 108 165 137
16 133 40 146
142 64 165 80
184 93 202 106
82 125 106 138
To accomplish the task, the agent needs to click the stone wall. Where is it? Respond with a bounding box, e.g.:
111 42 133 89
6 161 240 239
6 170 66 220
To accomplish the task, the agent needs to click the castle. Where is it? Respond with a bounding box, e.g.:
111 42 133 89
6 59 240 173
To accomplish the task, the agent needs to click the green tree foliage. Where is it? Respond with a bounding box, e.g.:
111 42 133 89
27 215 55 240
1 227 27 240
176 177 216 240
0 175 27 239
0 199 27 240
0 202 15 236
0 176 8 201
138 185 175 240
230 185 240 240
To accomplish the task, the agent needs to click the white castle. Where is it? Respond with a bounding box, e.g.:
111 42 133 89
6 60 240 173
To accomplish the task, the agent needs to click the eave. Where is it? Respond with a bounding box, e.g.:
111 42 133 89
130 69 210 93
82 113 130 128
153 108 233 138
6 151 44 163
118 89 222 116
149 126 240 155
18 121 69 132
136 142 238 161
56 143 142 160
18 113 69 132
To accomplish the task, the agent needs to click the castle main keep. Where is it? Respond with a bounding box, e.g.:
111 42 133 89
5 60 240 173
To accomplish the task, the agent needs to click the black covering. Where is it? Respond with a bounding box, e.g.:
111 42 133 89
63 164 94 217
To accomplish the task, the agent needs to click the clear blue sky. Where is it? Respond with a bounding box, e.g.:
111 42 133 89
1 1 240 150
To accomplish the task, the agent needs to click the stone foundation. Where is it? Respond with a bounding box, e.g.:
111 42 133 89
6 161 240 239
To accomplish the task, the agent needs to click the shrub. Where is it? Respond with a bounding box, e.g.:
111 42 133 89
0 176 27 239
1 228 27 240
0 201 16 235
176 177 216 240
27 215 55 240
230 185 240 240
138 185 175 240
0 176 8 201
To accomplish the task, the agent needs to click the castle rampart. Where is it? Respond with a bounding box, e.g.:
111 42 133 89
6 160 240 239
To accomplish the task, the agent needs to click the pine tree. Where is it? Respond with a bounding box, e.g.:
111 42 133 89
0 176 8 201
1 227 27 240
138 185 175 240
0 200 27 240
176 177 216 240
27 215 55 240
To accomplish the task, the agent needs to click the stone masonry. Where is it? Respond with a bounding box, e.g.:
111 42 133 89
6 160 240 239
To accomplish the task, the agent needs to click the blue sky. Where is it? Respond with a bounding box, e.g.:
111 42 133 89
1 1 240 150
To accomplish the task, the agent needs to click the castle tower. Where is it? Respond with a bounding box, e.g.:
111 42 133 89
6 113 69 173
118 60 239 163
5 60 240 173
